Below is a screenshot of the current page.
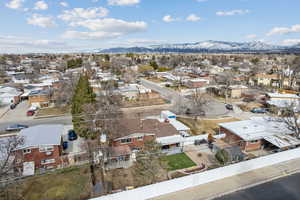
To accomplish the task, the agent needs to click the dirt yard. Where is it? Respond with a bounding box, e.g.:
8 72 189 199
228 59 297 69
177 117 240 135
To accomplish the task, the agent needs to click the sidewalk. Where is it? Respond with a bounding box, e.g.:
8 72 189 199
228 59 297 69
151 158 300 200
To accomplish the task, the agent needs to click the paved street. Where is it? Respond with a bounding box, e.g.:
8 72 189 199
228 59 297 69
0 115 72 132
141 79 228 117
214 173 300 200
141 78 180 101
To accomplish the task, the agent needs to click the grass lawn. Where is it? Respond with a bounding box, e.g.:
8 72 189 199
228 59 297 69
1 166 91 200
36 106 70 117
163 153 196 171
177 117 240 135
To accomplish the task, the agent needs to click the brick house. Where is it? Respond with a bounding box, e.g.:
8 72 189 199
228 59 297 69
15 125 64 172
111 119 179 151
28 90 51 108
218 118 297 152
185 78 210 88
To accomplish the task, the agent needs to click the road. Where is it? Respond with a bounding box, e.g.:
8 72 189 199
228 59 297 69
0 100 72 131
141 79 229 117
214 173 300 200
140 79 180 101
0 115 72 132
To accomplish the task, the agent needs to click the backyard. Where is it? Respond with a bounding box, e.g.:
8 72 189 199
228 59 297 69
162 153 196 171
177 117 240 135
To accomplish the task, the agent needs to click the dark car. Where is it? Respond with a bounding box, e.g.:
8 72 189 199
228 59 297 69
225 104 234 110
68 130 78 141
6 124 29 131
251 108 267 114
27 110 35 116
243 97 256 103
10 104 16 110
63 141 68 150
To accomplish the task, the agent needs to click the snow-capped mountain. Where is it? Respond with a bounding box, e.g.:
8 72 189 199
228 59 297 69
94 40 300 53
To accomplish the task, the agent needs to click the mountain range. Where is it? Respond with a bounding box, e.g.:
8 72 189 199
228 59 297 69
93 40 300 54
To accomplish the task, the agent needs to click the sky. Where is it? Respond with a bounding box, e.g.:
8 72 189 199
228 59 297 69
0 0 300 53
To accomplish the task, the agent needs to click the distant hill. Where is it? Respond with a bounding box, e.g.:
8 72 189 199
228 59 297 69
91 40 300 54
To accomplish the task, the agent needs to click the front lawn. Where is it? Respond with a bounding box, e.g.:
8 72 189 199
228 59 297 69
163 153 196 171
36 106 70 117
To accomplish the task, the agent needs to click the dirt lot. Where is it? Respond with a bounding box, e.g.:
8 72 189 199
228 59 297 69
36 106 70 117
1 166 91 200
177 117 240 135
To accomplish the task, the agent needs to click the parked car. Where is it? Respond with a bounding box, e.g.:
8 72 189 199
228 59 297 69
27 110 35 116
63 141 68 150
6 124 29 131
243 97 256 102
251 108 267 114
68 130 78 141
10 104 16 110
225 104 233 110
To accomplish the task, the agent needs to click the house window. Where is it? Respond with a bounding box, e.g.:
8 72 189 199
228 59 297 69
23 149 31 154
39 146 54 152
41 159 55 165
120 138 132 144
249 140 258 144
137 136 143 141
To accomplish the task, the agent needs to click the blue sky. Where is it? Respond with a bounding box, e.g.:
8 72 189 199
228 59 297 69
1 0 300 53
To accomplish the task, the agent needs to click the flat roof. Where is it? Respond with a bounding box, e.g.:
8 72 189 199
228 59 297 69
263 134 300 148
219 117 293 141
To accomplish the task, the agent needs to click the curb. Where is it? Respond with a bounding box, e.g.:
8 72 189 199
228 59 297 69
34 114 68 119
205 168 300 200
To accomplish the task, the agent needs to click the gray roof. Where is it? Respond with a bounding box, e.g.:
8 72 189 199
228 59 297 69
18 124 63 149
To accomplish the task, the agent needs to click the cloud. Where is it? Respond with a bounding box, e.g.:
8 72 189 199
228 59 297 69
0 35 76 53
62 31 123 40
69 18 147 32
27 14 56 28
281 39 300 46
63 18 147 40
108 0 140 6
216 9 250 16
58 7 109 22
5 0 24 9
162 15 178 23
266 24 300 36
34 1 48 10
186 14 201 22
59 1 68 7
245 34 257 39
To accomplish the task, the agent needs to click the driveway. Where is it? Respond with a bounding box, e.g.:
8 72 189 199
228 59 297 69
1 101 32 123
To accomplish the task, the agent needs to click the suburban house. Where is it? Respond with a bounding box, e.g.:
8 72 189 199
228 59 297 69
184 78 210 88
111 118 181 153
14 125 64 173
28 89 51 108
264 93 300 110
218 117 300 152
249 73 280 87
0 86 23 105
105 145 133 169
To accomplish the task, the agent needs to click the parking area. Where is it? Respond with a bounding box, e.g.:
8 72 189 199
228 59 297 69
1 100 32 123
62 125 86 154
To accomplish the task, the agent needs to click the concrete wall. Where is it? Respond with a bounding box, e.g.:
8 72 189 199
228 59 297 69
92 147 300 200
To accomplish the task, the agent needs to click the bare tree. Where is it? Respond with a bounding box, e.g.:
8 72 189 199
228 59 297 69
0 136 24 180
188 89 210 117
134 140 167 186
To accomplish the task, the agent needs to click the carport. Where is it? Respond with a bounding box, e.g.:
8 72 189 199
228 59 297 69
263 134 300 149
